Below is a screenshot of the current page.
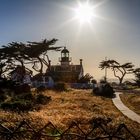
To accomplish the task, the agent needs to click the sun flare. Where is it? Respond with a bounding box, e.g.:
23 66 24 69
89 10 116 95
75 2 94 23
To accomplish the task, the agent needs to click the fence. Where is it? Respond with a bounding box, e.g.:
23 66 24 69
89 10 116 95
0 118 139 140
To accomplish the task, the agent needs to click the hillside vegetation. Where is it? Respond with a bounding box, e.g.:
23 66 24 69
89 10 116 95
0 89 140 135
120 93 140 115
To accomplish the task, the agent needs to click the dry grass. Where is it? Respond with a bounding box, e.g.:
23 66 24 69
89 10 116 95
30 90 121 125
120 93 140 115
0 89 140 134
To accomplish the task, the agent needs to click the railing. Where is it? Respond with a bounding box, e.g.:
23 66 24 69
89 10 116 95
0 118 139 140
59 57 72 62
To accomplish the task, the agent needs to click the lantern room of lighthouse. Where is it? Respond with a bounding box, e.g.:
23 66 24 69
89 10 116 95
59 47 71 66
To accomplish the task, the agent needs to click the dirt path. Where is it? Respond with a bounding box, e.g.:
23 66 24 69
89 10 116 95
112 92 140 124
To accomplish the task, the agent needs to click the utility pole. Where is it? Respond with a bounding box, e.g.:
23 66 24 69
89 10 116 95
105 57 107 82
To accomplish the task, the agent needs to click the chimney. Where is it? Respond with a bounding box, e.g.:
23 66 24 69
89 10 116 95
80 59 83 65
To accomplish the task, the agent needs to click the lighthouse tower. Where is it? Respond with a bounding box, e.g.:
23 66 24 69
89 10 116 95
59 47 71 66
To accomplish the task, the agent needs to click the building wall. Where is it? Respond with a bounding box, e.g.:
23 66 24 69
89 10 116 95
48 65 83 83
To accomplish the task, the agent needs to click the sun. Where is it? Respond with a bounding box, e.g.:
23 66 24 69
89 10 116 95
75 2 94 23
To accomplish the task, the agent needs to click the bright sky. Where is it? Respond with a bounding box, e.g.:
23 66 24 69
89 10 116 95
0 0 140 80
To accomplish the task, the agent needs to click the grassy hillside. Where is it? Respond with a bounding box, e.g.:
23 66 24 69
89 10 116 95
0 89 140 135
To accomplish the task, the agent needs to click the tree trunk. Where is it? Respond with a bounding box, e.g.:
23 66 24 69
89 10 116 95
119 73 126 85
37 57 43 74
119 78 123 85
113 68 126 85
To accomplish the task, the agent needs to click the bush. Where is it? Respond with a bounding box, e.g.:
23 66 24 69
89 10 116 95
102 83 114 97
36 94 51 105
100 79 107 84
15 92 34 101
93 83 114 97
36 86 46 93
0 89 52 112
54 83 66 91
91 79 97 84
14 84 31 94
0 93 7 102
0 92 51 112
0 100 33 112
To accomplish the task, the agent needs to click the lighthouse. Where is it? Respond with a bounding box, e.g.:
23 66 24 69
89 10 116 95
59 47 71 66
47 47 84 82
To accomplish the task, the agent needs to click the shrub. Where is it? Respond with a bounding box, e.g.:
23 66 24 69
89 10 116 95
100 79 107 84
0 89 52 112
77 73 93 83
93 83 114 97
36 94 51 105
91 79 97 84
102 83 114 97
54 82 66 91
14 84 31 94
36 86 46 93
0 93 51 112
15 92 34 101
0 93 7 102
0 100 33 112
